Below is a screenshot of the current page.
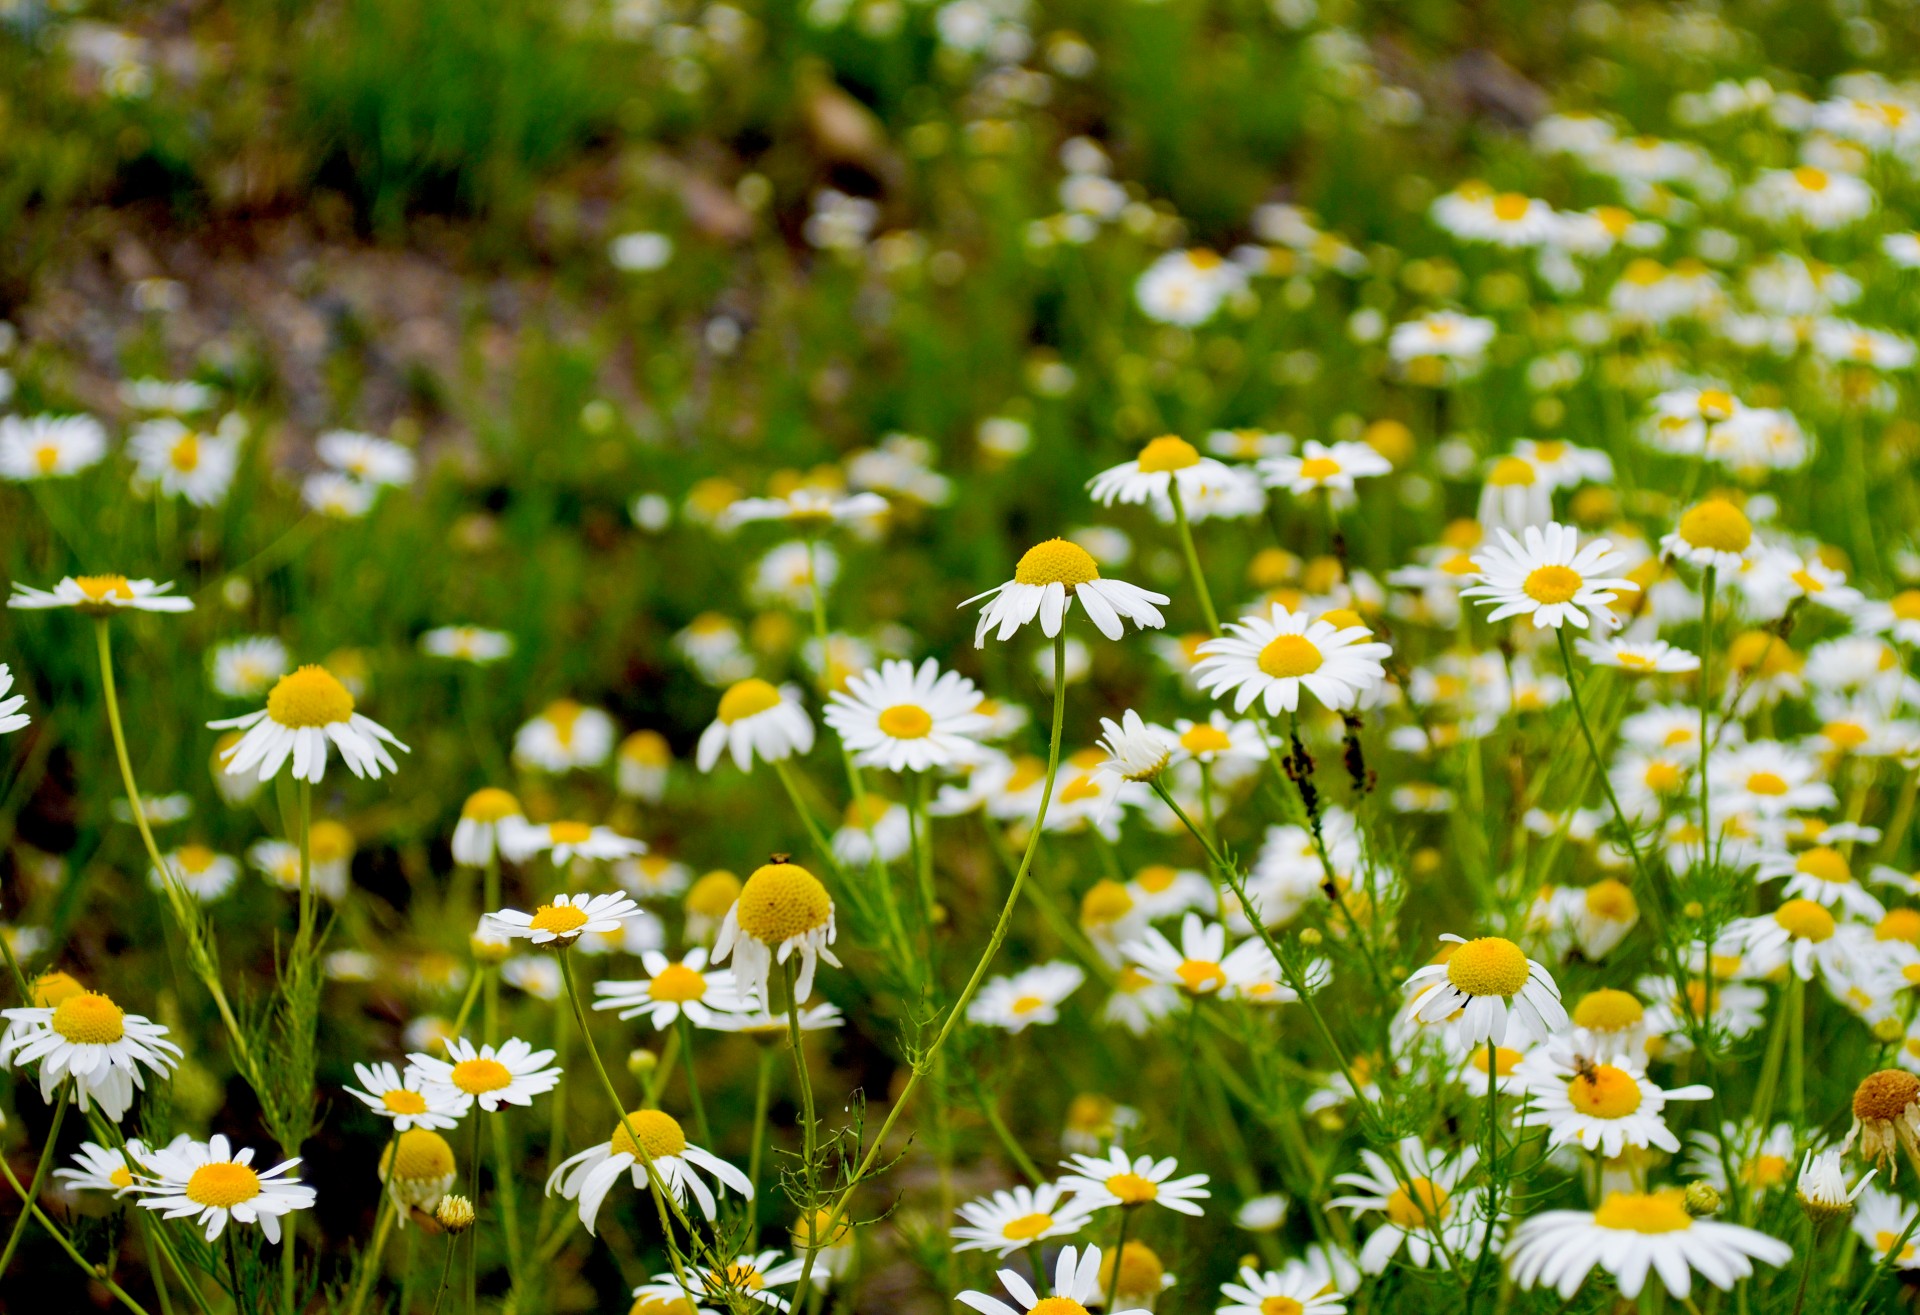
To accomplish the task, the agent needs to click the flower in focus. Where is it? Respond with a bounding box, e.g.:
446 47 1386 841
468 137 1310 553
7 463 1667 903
1402 934 1569 1047
965 538 1169 647
961 1245 1150 1315
1058 1146 1210 1216
210 664 407 783
1462 523 1639 631
547 1107 752 1231
952 1183 1098 1256
1194 605 1392 715
410 1037 562 1114
713 858 840 1006
9 576 194 614
132 1134 315 1242
380 1128 457 1222
594 949 742 1030
345 1061 463 1131
824 658 989 773
0 989 181 1120
486 892 642 947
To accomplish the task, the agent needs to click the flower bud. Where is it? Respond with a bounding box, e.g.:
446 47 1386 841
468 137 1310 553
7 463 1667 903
1683 1182 1721 1217
435 1195 476 1233
627 1049 659 1081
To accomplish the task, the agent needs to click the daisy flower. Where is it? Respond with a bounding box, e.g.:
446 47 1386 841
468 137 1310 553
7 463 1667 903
593 949 742 1030
1258 440 1392 497
55 1139 155 1196
486 892 641 947
1684 1123 1800 1200
961 1245 1151 1315
501 820 646 870
209 636 289 699
823 657 989 773
513 698 615 772
1402 934 1568 1047
209 664 407 784
126 417 240 506
642 1250 806 1312
0 665 26 736
345 1061 464 1131
617 730 673 801
1507 1189 1792 1300
301 471 378 518
1755 844 1884 920
1122 914 1277 1002
1717 900 1858 984
1853 1186 1920 1265
1166 711 1265 780
952 1182 1098 1256
1094 709 1173 785
547 1107 752 1231
1217 1264 1347 1315
1193 604 1392 715
1708 743 1836 816
1058 1147 1210 1216
0 414 108 479
696 679 815 773
1661 498 1757 572
1329 1138 1487 1273
379 1128 457 1221
1088 435 1237 510
1517 1048 1711 1157
450 788 524 866
1798 1147 1874 1220
1461 523 1639 631
0 989 181 1120
712 858 841 1006
719 488 888 530
420 626 515 664
1743 164 1874 229
1135 248 1246 326
8 576 194 614
964 538 1169 647
152 844 239 902
1386 311 1495 366
1576 638 1700 674
132 1134 315 1243
967 961 1086 1032
316 429 416 485
409 1037 562 1114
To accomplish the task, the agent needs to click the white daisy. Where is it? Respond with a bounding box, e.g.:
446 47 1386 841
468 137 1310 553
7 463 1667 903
1575 638 1701 674
712 859 841 1006
1058 1147 1210 1216
617 731 673 801
0 414 108 479
420 626 515 664
1259 440 1392 497
485 891 642 947
1461 523 1639 630
1328 1138 1488 1273
1716 900 1861 983
1088 435 1239 510
1401 934 1569 1047
960 1245 1151 1315
55 1138 157 1197
1216 1264 1347 1315
719 488 889 530
1657 497 1755 569
409 1037 563 1114
1755 844 1885 920
8 575 194 614
1193 604 1392 715
500 820 646 871
1707 743 1836 816
316 429 416 485
0 990 181 1120
696 679 815 773
152 844 239 902
345 1061 464 1131
132 1134 315 1243
0 664 26 736
450 788 525 866
1516 1047 1712 1157
512 698 616 772
593 949 742 1030
964 538 1169 647
209 636 290 699
952 1183 1099 1256
301 471 378 518
967 961 1086 1032
209 664 407 784
126 417 241 506
823 657 989 773
546 1107 752 1232
642 1250 806 1313
1852 1187 1920 1267
1121 914 1280 1003
1507 1190 1791 1301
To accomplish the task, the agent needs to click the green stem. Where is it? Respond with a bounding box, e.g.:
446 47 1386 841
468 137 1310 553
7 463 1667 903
0 1088 69 1276
1699 566 1715 872
747 1044 775 1231
345 1136 405 1315
676 1014 711 1147
0 1136 151 1314
1104 1207 1132 1311
1167 481 1220 634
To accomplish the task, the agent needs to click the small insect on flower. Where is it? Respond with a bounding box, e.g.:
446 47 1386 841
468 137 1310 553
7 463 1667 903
594 948 743 1030
210 664 407 784
1402 934 1569 1047
824 657 990 773
960 1244 1153 1315
0 988 181 1121
486 892 643 948
1193 604 1392 715
964 538 1169 647
9 575 195 614
1516 1047 1712 1157
1058 1147 1211 1216
1506 1189 1792 1301
409 1037 563 1115
345 1061 464 1131
0 665 31 736
1461 523 1640 631
712 858 841 1006
696 679 816 773
132 1134 315 1242
547 1107 752 1232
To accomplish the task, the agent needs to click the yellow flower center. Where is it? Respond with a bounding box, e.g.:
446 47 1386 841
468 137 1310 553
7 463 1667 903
51 992 126 1045
1593 1190 1692 1233
685 872 742 918
1583 880 1637 922
449 1058 513 1094
75 575 134 601
1136 866 1177 893
185 1162 262 1209
1296 456 1342 481
1879 909 1920 943
1444 937 1530 998
1013 538 1101 588
382 1088 429 1115
109 1166 134 1189
1029 1301 1089 1315
1567 1064 1643 1118
1678 500 1752 554
1522 565 1584 605
173 844 215 875
529 903 591 936
717 679 782 725
1471 1046 1524 1077
544 699 583 746
1745 771 1789 796
170 433 201 471
548 821 593 845
1793 165 1830 191
1825 721 1871 749
462 788 521 823
1081 880 1134 925
1572 988 1644 1033
1797 847 1852 884
1136 435 1201 473
1260 1300 1304 1315
1488 456 1536 486
1892 591 1920 622
1876 1232 1919 1263
1257 635 1324 679
877 705 934 739
1856 1069 1920 1122
384 1128 456 1181
1058 774 1102 804
1105 1171 1160 1204
1009 994 1046 1016
34 444 62 473
649 963 708 1004
792 1207 855 1250
734 861 832 944
1746 1154 1789 1188
266 666 355 728
1775 898 1835 942
1492 192 1532 221
1000 1212 1056 1241
1175 960 1227 994
1099 1241 1165 1299
31 971 85 1008
611 1108 688 1161
1385 1178 1451 1229
1179 725 1234 754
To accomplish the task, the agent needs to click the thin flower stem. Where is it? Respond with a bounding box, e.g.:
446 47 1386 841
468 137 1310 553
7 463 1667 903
746 1044 775 1230
448 970 485 1043
1167 481 1220 635
676 1014 711 1147
784 956 823 1209
1104 1206 1132 1311
794 627 1071 1295
465 1113 481 1315
0 1087 69 1276
429 1231 459 1315
1699 566 1716 867
0 1135 152 1314
345 1136 405 1315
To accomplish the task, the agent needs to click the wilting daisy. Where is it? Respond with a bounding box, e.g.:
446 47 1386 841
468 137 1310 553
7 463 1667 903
0 665 26 736
1216 1264 1347 1315
126 417 240 506
486 892 641 947
410 1037 562 1114
1259 440 1392 497
593 949 742 1030
513 699 616 772
1058 1147 1210 1216
962 1245 1150 1315
316 429 416 485
380 1128 457 1222
450 788 524 866
696 679 815 773
965 538 1169 646
967 961 1086 1032
952 1183 1099 1256
1194 604 1392 715
210 664 407 783
712 859 840 1005
1462 523 1639 630
547 1107 752 1231
132 1135 315 1243
1403 934 1568 1046
1799 1148 1873 1220
824 657 989 772
0 414 108 479
420 626 515 664
1517 1047 1712 1156
1507 1190 1791 1300
345 1061 464 1131
1088 435 1238 510
1329 1138 1487 1273
9 576 194 614
0 989 181 1120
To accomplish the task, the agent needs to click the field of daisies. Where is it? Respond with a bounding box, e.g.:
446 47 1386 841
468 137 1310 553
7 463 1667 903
15 2 1920 1314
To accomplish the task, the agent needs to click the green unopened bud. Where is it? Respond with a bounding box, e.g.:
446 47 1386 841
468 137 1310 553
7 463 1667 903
626 1049 658 1080
1298 928 1323 948
1875 1016 1906 1044
1684 1181 1722 1218
435 1194 476 1233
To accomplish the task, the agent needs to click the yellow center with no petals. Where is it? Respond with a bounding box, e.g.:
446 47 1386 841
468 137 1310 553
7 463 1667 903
1678 500 1752 554
877 705 934 739
52 992 126 1045
382 1089 429 1115
611 1108 688 1161
735 861 832 944
1000 1212 1055 1241
186 1162 262 1208
1775 898 1835 942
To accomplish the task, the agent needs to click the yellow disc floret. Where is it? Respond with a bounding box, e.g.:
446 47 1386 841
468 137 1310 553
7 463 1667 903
30 971 85 1008
717 679 782 725
75 575 134 603
1796 847 1852 884
1567 1065 1643 1118
1385 1178 1451 1229
1854 1069 1920 1123
1028 1300 1089 1315
1522 565 1583 605
266 666 356 729
382 1089 429 1115
649 964 708 1004
734 861 832 944
449 1058 513 1095
1444 937 1531 998
999 1212 1055 1241
1014 539 1102 589
685 871 742 919
52 992 126 1045
1775 898 1835 942
877 704 934 738
1098 1241 1166 1300
1583 879 1638 922
529 903 592 936
1105 1171 1160 1205
185 1161 263 1209
1257 635 1324 679
1572 989 1644 1033
1677 500 1753 555
384 1128 457 1182
1488 456 1536 486
1136 436 1201 473
1593 1190 1693 1234
611 1108 688 1161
